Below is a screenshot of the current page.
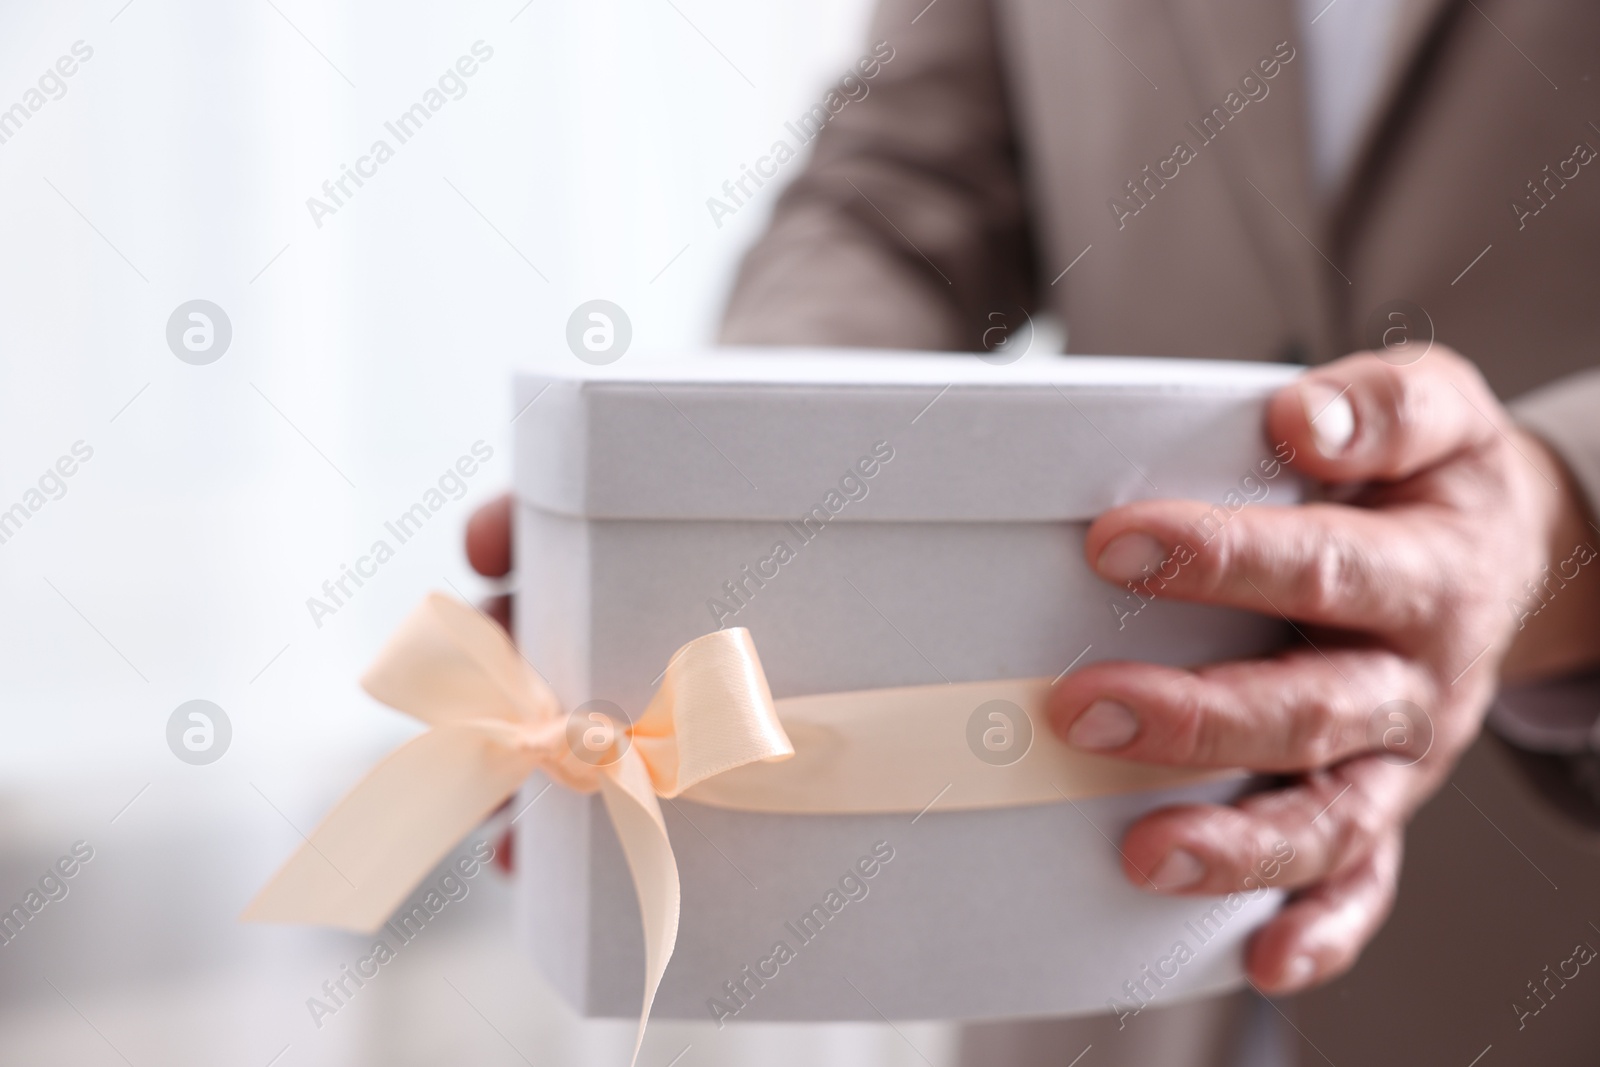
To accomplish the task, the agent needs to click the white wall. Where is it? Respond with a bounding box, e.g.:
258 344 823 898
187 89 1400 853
0 1 959 1063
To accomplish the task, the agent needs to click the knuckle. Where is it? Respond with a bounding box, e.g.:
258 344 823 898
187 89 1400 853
1187 517 1240 592
1170 682 1225 764
1290 531 1366 618
1201 516 1282 603
1233 826 1289 887
1284 688 1351 768
1329 781 1389 867
1368 350 1496 469
1379 369 1433 458
1427 571 1475 634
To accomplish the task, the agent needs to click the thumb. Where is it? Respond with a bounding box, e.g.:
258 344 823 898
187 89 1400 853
1266 348 1502 484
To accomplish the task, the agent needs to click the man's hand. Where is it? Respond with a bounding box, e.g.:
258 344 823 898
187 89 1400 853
465 493 514 633
1049 347 1600 995
465 493 516 874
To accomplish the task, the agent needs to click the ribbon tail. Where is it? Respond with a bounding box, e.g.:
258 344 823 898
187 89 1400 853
242 722 540 932
599 751 681 1067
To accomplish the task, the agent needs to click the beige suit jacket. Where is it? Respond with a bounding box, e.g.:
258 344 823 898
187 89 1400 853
722 0 1600 509
721 0 1600 1062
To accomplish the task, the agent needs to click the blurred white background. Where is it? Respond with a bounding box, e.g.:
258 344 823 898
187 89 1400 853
0 1 956 1063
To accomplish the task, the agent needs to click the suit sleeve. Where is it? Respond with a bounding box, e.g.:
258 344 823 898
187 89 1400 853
718 0 1036 351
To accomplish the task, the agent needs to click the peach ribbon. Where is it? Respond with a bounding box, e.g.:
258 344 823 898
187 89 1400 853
244 593 1226 1062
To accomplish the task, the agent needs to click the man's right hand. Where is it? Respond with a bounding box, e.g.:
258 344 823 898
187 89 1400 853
466 491 518 875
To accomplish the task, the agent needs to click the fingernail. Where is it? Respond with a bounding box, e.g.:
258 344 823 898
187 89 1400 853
1066 699 1138 750
1300 381 1354 457
1095 533 1166 583
1280 954 1318 992
1150 848 1206 891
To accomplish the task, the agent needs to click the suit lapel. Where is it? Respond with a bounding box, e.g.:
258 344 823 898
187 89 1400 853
1329 0 1464 215
1156 0 1465 357
1159 0 1334 357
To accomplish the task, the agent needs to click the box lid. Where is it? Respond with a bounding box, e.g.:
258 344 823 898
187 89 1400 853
514 348 1302 522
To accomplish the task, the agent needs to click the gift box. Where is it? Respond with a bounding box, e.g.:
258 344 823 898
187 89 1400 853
511 348 1303 1024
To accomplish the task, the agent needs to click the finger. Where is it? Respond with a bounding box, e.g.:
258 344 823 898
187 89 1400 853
1116 756 1419 896
1246 829 1401 994
1085 497 1457 635
494 828 514 876
479 594 512 636
466 493 513 577
1050 647 1436 770
1267 347 1501 484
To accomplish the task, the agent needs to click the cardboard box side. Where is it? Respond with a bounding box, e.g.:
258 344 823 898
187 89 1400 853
514 507 594 709
572 784 1282 1021
514 777 597 1011
576 518 1291 709
513 506 598 1012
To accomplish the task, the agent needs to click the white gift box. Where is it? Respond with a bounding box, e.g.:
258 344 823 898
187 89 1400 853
512 349 1303 1024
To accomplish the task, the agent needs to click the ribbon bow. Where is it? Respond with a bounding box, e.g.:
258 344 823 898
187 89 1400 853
243 592 794 1062
246 595 1235 1061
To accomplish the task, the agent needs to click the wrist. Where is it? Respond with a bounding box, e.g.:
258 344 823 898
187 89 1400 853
1501 428 1600 683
